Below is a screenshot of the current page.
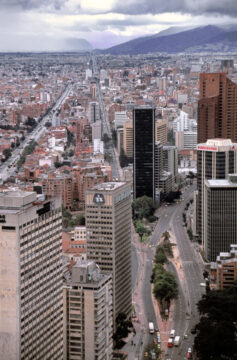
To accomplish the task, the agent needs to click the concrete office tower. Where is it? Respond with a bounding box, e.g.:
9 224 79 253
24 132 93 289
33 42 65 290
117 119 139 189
89 101 100 123
175 131 197 150
0 191 63 360
163 145 178 181
197 139 237 243
204 175 237 261
133 106 155 200
114 111 127 129
154 142 163 188
86 182 132 325
198 73 237 144
63 260 113 360
155 119 168 145
123 121 133 159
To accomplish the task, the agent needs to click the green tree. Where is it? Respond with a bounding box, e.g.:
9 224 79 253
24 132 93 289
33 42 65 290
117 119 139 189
132 196 157 220
194 284 237 360
135 220 150 241
3 148 12 159
153 267 178 306
113 312 133 349
74 214 85 226
154 246 167 265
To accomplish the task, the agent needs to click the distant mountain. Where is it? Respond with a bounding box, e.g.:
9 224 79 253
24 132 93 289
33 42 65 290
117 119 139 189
103 25 237 54
63 38 93 51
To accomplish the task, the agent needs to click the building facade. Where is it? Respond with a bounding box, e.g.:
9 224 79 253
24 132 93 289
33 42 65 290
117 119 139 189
85 182 132 326
204 175 237 261
133 106 155 200
123 121 133 159
63 260 113 360
198 73 237 144
0 191 63 360
155 119 168 146
197 139 237 243
216 245 237 289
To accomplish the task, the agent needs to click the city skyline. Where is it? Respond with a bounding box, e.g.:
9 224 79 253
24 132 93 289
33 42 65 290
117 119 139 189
0 0 236 50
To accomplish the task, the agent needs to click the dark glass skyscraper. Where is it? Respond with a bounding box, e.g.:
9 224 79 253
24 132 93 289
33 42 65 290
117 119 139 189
133 106 155 200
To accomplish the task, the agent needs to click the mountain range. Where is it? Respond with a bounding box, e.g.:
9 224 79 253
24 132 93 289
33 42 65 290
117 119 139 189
102 25 237 55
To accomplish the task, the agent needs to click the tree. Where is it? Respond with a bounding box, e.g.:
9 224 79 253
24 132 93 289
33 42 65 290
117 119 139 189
135 220 150 241
74 214 85 226
194 284 237 360
113 312 133 349
3 148 12 159
153 265 178 306
154 246 167 265
132 196 157 220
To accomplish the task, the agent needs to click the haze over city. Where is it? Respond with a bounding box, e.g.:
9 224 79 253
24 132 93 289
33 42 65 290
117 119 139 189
0 0 237 50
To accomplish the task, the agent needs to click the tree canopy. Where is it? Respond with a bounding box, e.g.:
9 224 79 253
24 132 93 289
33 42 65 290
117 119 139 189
194 284 237 360
132 196 157 220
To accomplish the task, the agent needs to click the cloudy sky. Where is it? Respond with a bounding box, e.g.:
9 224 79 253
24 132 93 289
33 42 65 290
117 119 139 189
0 0 237 51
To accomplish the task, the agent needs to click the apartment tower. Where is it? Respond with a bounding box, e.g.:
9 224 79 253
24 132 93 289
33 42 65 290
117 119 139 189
133 106 155 200
198 73 237 144
86 182 132 325
0 191 63 359
63 260 113 360
197 139 237 243
123 120 133 159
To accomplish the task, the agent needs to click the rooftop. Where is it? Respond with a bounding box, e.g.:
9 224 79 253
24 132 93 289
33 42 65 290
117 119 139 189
91 181 126 191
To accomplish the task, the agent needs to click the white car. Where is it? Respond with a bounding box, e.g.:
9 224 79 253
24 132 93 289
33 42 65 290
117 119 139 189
188 347 192 353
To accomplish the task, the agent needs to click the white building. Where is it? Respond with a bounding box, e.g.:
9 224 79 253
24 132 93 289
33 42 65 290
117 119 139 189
93 139 104 154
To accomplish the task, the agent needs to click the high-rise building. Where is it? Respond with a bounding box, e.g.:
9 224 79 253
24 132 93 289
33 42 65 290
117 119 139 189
163 145 178 179
133 106 155 200
123 121 133 159
155 119 168 146
197 139 237 243
86 182 132 325
0 191 63 359
204 175 237 261
198 73 237 144
89 101 100 123
63 260 113 360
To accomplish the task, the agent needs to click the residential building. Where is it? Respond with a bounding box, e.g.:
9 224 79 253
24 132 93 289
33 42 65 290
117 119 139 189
133 106 155 200
204 175 237 261
63 260 113 360
0 191 63 359
198 73 237 144
86 182 132 326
